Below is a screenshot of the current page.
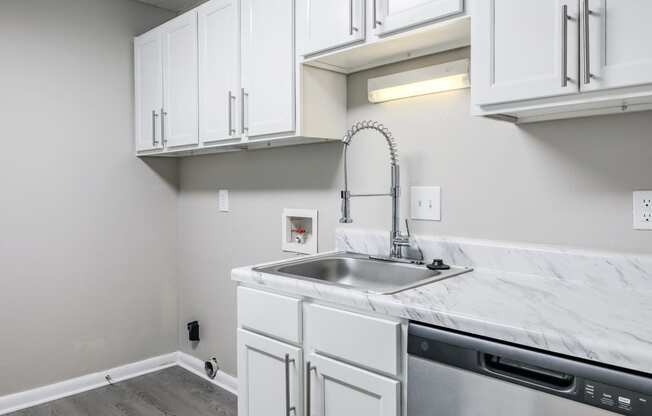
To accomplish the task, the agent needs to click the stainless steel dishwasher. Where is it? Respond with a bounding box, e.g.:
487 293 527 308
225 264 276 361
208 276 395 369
407 323 652 416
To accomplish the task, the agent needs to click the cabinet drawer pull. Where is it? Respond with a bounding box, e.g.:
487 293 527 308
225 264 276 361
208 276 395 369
373 0 381 29
305 361 316 416
228 91 236 136
349 0 358 34
152 110 159 146
561 5 570 87
583 0 592 85
160 107 167 145
241 88 249 133
284 354 296 416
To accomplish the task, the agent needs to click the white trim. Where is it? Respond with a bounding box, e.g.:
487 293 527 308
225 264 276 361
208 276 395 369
0 352 238 415
176 351 238 395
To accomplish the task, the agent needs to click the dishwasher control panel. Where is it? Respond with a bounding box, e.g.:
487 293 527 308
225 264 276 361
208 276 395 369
581 380 651 415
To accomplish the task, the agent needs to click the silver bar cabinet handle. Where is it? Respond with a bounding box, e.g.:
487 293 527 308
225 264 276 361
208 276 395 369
160 107 167 145
306 361 312 416
284 354 296 416
241 88 248 134
373 0 380 29
349 0 358 35
561 5 569 87
228 91 235 136
152 110 159 146
583 0 591 84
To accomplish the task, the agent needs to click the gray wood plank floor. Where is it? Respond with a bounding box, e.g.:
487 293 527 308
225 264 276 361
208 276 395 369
8 366 237 416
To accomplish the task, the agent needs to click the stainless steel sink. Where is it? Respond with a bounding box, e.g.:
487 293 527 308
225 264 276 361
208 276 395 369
254 252 472 295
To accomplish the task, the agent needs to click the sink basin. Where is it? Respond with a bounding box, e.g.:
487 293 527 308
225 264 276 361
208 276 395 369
254 252 472 294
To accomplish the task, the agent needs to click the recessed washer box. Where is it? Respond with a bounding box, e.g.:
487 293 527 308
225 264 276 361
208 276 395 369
634 191 652 230
282 208 318 254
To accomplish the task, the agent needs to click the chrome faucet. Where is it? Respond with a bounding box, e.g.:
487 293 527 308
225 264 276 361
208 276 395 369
340 121 423 263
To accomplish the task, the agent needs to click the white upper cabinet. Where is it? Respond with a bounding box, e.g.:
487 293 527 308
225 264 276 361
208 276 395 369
473 0 580 106
134 30 163 152
241 0 295 138
472 0 652 122
307 352 400 416
238 329 303 416
299 0 365 56
198 0 240 144
161 12 199 148
374 0 464 35
134 0 345 156
297 0 469 73
582 0 652 92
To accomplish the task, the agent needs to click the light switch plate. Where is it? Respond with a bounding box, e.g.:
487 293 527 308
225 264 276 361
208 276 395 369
411 186 441 221
633 191 652 230
218 190 229 212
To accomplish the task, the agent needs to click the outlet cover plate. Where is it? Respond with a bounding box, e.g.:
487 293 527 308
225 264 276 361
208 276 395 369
411 186 441 221
218 190 229 212
634 191 652 230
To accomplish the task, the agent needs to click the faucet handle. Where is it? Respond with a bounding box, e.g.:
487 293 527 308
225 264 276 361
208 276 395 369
399 219 425 263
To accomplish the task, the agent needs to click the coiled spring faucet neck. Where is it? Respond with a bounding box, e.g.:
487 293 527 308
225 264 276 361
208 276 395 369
342 120 399 166
340 121 407 259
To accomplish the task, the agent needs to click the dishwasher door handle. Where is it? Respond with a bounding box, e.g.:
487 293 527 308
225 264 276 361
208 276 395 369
482 353 576 393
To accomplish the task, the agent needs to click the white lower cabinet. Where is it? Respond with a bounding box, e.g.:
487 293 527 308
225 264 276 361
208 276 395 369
306 352 400 416
236 287 403 416
238 329 303 416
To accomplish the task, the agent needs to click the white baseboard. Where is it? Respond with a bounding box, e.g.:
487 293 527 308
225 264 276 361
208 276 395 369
176 351 238 395
0 352 237 415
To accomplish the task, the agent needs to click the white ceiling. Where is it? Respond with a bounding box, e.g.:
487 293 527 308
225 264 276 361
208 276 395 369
135 0 207 12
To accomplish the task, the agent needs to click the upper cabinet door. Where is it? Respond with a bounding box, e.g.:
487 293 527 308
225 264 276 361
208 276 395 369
198 0 240 143
375 0 463 35
472 0 580 106
299 0 365 56
242 0 295 138
307 353 400 416
238 329 303 416
161 12 199 148
582 0 652 92
134 30 163 152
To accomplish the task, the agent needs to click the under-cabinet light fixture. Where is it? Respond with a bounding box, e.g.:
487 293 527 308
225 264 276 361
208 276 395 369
367 59 470 103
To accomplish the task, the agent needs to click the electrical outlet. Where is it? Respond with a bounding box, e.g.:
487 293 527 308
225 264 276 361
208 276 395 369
633 191 652 230
411 186 441 221
218 190 229 212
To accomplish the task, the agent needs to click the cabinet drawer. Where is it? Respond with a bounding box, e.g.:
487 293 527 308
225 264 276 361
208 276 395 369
304 303 400 376
238 287 302 343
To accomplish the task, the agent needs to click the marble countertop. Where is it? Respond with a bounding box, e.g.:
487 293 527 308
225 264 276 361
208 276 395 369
232 229 652 376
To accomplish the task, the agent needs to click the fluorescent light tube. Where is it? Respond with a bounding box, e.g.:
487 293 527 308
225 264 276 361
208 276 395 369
367 59 470 103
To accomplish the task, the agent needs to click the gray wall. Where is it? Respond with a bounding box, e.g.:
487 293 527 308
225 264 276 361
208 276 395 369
177 47 652 376
0 0 177 396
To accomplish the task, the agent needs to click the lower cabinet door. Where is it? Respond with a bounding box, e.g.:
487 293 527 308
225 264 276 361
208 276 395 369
306 352 400 416
238 329 303 416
